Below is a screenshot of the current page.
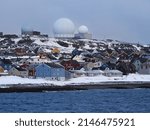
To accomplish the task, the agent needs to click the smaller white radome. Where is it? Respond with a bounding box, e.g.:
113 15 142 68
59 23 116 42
78 25 89 34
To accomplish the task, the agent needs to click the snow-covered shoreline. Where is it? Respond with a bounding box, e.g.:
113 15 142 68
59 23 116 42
0 74 150 88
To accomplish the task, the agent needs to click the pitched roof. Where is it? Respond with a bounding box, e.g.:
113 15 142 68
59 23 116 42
0 58 12 64
61 60 79 65
45 63 64 68
14 67 27 71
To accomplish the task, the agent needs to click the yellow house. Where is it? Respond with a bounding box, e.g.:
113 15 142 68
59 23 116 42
0 66 4 73
52 48 60 54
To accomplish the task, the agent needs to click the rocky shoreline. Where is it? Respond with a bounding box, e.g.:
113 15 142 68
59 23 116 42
0 81 150 93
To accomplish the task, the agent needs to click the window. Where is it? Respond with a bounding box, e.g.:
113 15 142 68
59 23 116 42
141 65 143 69
146 65 148 69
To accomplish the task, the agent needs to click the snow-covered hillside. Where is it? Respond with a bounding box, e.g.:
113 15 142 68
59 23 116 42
0 35 149 59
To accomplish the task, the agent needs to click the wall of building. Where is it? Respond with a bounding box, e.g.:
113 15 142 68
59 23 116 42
75 33 92 39
138 61 150 74
35 64 65 80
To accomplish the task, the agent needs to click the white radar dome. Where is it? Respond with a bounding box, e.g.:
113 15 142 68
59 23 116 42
53 18 75 38
78 25 89 34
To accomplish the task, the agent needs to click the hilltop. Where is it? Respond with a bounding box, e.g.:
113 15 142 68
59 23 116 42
0 34 150 77
0 35 149 59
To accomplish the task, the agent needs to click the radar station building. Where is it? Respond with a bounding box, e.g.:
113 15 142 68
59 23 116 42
75 25 92 39
0 32 3 37
21 27 33 36
53 18 92 39
21 28 43 37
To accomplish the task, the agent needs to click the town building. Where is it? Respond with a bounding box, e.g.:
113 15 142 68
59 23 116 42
138 60 150 74
0 66 4 73
9 66 28 77
35 63 65 80
133 59 141 72
0 59 12 71
32 31 41 36
60 60 80 70
75 25 92 39
0 32 3 37
103 70 123 77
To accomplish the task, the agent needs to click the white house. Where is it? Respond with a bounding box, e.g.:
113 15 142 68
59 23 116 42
138 60 150 74
103 70 123 77
85 70 103 77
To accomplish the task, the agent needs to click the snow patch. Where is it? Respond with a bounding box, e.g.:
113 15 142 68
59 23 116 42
0 74 150 88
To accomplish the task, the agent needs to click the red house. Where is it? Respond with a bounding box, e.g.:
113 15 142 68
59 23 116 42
60 60 80 70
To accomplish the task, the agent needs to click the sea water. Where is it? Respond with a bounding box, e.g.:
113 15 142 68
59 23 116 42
0 88 150 113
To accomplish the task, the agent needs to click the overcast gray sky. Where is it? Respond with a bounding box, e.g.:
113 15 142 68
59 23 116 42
0 0 150 43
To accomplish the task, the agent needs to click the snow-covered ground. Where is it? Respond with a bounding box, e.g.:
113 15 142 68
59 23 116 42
33 38 75 53
0 74 150 87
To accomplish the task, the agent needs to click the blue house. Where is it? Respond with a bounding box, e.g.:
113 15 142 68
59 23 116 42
35 63 66 80
100 64 110 70
0 59 12 71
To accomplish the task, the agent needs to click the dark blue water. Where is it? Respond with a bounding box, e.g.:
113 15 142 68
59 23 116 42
0 88 150 113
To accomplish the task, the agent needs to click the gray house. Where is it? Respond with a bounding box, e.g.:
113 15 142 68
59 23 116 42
85 70 103 77
133 60 141 72
138 60 150 74
69 70 86 78
9 67 28 77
